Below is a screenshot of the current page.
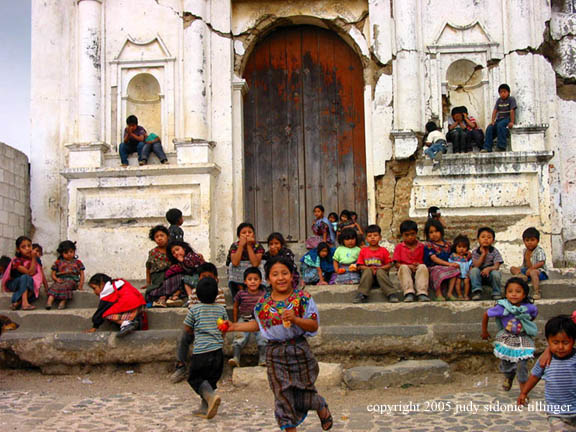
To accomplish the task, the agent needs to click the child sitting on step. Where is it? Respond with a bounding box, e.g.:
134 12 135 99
87 273 146 337
2 236 44 310
229 267 266 368
393 220 430 302
227 222 265 299
470 227 504 301
171 263 226 384
510 227 548 300
184 277 227 419
300 242 335 285
144 225 171 304
482 277 537 394
46 240 85 310
333 228 361 284
447 235 472 301
263 232 299 288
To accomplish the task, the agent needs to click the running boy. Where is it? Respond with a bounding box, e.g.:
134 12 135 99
518 315 576 430
470 227 503 301
229 267 266 367
354 225 398 304
393 220 430 302
511 227 548 300
184 277 228 419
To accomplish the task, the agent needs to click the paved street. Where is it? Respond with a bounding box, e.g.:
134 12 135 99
0 370 549 431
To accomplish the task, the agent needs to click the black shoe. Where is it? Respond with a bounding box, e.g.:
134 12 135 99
353 293 368 304
404 293 415 302
388 294 400 303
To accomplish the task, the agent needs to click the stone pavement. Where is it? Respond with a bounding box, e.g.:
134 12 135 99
0 380 548 431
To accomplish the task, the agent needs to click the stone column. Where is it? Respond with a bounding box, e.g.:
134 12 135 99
232 77 247 229
182 0 209 141
77 0 102 143
392 0 421 158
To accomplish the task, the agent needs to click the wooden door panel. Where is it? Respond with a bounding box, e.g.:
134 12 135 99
244 26 366 242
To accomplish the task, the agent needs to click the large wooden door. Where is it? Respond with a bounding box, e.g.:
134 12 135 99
243 26 367 242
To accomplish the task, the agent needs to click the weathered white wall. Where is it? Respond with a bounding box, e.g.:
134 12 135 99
0 143 30 257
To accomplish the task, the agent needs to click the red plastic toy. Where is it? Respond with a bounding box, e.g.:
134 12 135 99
217 318 230 333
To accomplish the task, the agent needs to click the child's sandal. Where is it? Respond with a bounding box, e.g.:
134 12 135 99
319 406 333 431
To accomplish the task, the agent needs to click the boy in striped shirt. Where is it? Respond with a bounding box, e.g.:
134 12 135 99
184 277 228 419
518 315 576 430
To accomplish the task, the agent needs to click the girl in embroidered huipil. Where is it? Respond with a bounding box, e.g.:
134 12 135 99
224 257 333 431
46 240 85 310
144 225 171 304
306 205 336 249
482 277 538 394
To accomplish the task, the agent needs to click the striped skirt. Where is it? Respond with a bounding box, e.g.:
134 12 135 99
429 265 461 293
493 330 535 362
106 307 142 323
333 263 359 284
147 274 183 301
47 279 77 300
266 337 326 429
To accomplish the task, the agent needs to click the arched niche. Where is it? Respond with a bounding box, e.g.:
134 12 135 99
125 73 162 138
445 59 487 128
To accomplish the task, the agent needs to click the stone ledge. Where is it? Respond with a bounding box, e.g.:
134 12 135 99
343 360 451 390
60 162 221 179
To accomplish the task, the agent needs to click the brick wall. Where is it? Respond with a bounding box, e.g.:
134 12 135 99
0 142 31 256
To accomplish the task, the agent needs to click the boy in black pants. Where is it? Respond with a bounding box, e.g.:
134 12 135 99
184 277 228 419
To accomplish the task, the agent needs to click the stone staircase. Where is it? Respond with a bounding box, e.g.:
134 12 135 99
1 271 574 371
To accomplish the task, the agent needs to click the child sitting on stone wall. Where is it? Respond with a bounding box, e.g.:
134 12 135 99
140 132 168 165
423 121 447 164
482 83 517 152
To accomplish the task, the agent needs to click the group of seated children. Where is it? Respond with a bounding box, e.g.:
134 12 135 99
424 83 517 162
300 216 547 305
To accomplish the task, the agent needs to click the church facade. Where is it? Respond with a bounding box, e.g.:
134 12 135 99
30 0 576 278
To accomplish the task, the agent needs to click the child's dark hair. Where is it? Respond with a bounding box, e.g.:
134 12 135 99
0 255 11 269
425 121 438 133
366 224 381 235
88 273 112 286
244 266 262 281
400 220 418 234
57 240 77 259
522 227 540 241
339 228 358 245
350 211 358 219
197 262 218 277
314 204 325 213
477 227 496 239
424 219 444 240
340 209 351 220
165 208 183 225
427 206 440 218
236 222 255 237
545 315 576 340
166 240 194 264
264 256 294 280
498 83 511 93
126 115 138 125
32 243 43 254
149 225 170 241
328 212 338 221
316 242 330 256
267 232 286 246
196 277 218 304
15 236 32 256
452 234 470 252
504 277 532 304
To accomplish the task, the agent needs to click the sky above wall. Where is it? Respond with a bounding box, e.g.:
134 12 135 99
0 0 30 156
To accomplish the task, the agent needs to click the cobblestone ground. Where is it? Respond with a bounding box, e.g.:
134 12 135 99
0 372 548 431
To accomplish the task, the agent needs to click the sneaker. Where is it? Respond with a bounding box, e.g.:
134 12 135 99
121 163 129 167
433 151 443 162
492 294 502 300
170 365 188 383
387 294 400 303
139 160 147 166
117 320 137 338
228 357 240 368
418 294 431 302
353 293 368 304
532 291 541 300
404 293 415 303
496 146 507 152
161 159 170 164
471 292 482 301
480 149 489 153
502 376 513 391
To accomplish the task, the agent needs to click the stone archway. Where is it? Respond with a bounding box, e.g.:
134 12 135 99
242 25 367 242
